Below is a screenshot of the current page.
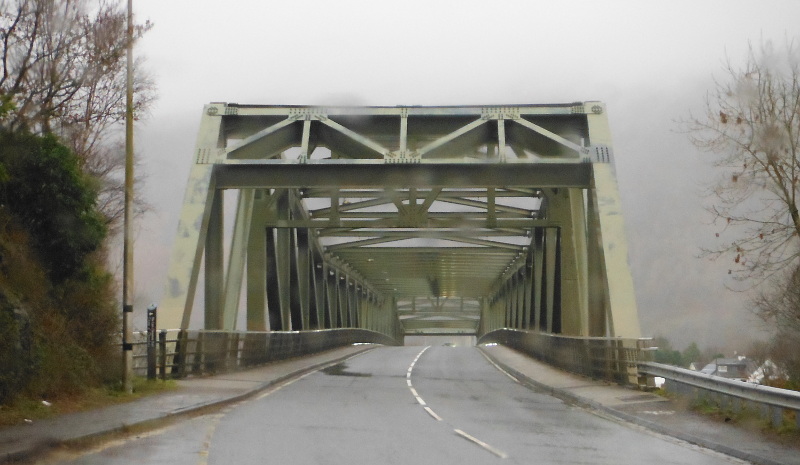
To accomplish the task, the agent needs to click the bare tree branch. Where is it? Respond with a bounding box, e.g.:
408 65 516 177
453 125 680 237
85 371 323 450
686 39 800 281
0 0 155 228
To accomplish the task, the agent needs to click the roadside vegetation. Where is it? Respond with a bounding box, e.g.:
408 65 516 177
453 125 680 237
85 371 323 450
0 0 156 422
686 38 800 388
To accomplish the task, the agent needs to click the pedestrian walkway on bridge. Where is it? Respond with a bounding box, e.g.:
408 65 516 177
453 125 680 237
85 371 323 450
1 345 797 464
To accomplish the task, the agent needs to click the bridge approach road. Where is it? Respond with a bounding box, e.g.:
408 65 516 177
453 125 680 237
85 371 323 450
40 346 748 465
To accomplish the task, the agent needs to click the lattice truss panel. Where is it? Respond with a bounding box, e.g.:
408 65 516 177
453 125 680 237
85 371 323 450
160 103 641 340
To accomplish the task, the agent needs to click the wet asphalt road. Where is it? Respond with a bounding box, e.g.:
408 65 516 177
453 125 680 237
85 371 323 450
43 346 746 465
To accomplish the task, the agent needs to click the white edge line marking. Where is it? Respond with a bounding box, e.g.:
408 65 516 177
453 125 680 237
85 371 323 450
424 406 443 421
255 370 315 400
454 429 509 459
416 396 427 406
479 349 519 383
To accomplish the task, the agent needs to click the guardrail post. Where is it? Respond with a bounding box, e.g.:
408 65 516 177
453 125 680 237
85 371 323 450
146 304 157 380
173 329 187 378
158 329 167 381
771 406 784 429
194 331 205 374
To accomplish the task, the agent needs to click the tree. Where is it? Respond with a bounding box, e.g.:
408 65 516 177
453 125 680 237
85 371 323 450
0 131 119 403
681 342 702 367
687 40 800 281
0 129 106 282
653 336 684 367
752 265 800 385
0 0 155 228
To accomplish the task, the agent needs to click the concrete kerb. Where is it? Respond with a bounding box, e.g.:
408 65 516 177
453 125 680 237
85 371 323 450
164 345 376 417
1 345 376 465
478 347 787 465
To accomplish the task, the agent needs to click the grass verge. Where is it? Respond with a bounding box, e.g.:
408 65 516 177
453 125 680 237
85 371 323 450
0 377 178 428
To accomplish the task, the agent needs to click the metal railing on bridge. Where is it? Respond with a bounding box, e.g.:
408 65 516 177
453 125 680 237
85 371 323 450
478 328 653 385
129 328 400 379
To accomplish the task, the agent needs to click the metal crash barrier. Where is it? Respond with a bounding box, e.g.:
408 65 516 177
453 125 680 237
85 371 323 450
640 362 800 429
478 328 652 385
131 328 400 379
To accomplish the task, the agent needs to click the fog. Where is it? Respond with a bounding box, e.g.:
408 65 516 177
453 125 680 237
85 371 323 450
126 0 800 352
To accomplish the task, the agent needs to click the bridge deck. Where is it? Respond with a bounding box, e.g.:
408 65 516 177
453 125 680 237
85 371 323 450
3 346 796 465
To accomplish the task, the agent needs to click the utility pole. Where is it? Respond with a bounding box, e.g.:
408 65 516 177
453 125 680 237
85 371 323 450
122 0 135 394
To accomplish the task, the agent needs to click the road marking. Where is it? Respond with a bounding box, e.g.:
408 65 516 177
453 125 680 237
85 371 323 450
197 413 225 465
454 429 509 459
479 349 519 383
407 346 431 408
255 370 315 400
424 406 443 421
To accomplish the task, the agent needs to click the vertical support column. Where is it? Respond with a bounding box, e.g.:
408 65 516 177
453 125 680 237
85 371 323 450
223 189 255 330
354 285 362 328
548 188 588 336
275 192 293 331
532 228 544 332
495 297 503 331
569 188 589 336
362 290 371 331
265 227 283 331
205 191 224 329
346 280 355 328
544 227 558 334
392 296 403 342
337 271 349 327
312 255 327 329
506 281 515 328
504 284 511 328
160 105 224 330
294 226 311 330
477 297 489 337
586 166 641 337
516 270 525 329
523 248 533 330
325 264 339 327
246 189 273 331
288 229 303 331
586 187 607 336
586 102 641 338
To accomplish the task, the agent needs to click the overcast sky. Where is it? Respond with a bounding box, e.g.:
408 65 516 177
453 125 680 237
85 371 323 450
128 0 800 351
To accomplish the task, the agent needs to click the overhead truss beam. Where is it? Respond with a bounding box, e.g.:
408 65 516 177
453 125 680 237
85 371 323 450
160 102 642 342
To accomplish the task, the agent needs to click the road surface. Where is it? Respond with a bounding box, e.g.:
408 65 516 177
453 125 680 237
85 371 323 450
42 346 746 465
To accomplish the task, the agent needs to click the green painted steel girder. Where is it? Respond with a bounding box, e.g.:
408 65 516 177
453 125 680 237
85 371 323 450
160 102 641 341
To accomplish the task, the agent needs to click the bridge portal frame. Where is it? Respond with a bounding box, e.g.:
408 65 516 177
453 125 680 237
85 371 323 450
159 102 641 340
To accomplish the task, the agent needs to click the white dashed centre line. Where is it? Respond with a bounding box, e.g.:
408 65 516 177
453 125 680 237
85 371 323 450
405 346 510 459
454 429 509 459
406 346 432 409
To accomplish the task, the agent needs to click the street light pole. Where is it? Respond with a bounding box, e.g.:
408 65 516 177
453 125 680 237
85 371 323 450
122 0 135 394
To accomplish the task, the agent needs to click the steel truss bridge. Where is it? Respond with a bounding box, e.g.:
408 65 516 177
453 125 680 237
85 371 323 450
159 102 641 342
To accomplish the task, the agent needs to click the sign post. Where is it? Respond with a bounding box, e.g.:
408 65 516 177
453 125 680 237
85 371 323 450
146 304 157 380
